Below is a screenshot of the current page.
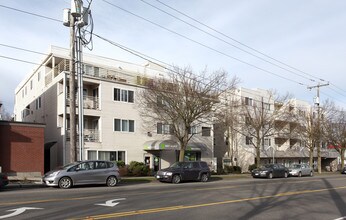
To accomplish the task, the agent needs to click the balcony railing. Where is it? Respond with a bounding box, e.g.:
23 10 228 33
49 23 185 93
66 128 100 142
67 93 99 110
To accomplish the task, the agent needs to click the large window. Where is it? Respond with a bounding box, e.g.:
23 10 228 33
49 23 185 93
88 150 126 162
246 136 253 145
245 97 253 106
202 127 211 136
157 123 173 134
114 88 134 103
264 138 271 146
35 97 42 110
188 126 198 134
114 119 135 132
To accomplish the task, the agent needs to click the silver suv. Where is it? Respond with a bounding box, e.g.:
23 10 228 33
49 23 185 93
43 160 121 189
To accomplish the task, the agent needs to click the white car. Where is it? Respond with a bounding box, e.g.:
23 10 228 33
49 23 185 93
289 164 313 177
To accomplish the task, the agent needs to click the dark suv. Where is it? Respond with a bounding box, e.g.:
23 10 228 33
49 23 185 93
156 161 211 184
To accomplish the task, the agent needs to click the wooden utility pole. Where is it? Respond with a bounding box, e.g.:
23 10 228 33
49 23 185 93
69 15 77 162
307 82 329 174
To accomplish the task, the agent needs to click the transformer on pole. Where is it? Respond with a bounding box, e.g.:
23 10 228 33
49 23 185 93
63 0 92 162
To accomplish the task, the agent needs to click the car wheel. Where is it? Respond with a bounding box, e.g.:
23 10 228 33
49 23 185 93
298 172 302 177
106 176 118 187
172 175 181 184
200 173 209 182
268 173 273 179
284 172 288 178
59 177 72 189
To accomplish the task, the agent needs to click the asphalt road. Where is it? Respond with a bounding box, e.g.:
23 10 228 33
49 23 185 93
0 175 346 220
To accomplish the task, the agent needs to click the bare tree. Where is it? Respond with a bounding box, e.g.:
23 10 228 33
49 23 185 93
323 105 346 169
294 108 319 168
138 66 238 162
214 92 241 167
0 103 13 121
237 91 291 168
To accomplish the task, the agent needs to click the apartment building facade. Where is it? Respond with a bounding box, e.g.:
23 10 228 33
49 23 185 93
14 46 214 171
214 87 339 172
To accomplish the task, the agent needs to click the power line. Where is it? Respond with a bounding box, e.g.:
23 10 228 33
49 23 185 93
140 0 316 83
153 0 346 98
153 0 326 83
101 0 307 87
0 43 48 56
0 55 41 65
0 4 61 23
2 2 346 104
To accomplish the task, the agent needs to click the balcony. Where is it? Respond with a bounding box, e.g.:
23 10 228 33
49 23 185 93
67 93 99 110
66 128 100 142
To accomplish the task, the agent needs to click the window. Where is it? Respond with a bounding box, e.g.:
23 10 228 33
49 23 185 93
202 127 211 136
246 136 253 145
114 119 135 132
264 138 271 146
23 105 31 117
37 71 41 81
35 97 42 110
85 65 93 75
30 80 33 90
263 103 270 110
245 97 253 106
118 151 126 161
157 123 172 134
87 150 97 160
88 150 126 162
114 88 134 103
188 126 197 134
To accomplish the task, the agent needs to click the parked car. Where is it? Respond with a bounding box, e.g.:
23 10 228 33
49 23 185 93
289 164 313 177
252 164 289 179
156 161 211 184
0 173 9 188
42 160 121 189
341 167 346 174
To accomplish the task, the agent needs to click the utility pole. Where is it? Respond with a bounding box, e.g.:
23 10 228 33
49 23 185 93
68 13 77 162
307 82 329 174
63 0 90 162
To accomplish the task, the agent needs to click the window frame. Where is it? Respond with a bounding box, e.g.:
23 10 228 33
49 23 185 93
113 87 134 103
114 118 135 132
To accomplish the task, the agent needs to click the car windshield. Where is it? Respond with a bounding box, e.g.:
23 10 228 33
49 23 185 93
261 164 273 169
290 164 301 169
170 162 184 168
61 162 80 170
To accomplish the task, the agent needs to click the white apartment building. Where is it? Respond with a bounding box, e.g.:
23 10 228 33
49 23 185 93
14 46 214 172
214 87 339 172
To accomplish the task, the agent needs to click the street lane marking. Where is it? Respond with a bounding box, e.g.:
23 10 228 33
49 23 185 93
0 196 102 206
70 185 346 219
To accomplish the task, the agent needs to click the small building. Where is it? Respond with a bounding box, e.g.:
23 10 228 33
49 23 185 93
0 121 45 178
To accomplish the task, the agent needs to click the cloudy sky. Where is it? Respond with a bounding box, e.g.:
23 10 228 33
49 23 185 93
0 0 346 114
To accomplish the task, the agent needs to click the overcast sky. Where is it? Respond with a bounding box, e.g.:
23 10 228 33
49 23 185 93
1 0 346 114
